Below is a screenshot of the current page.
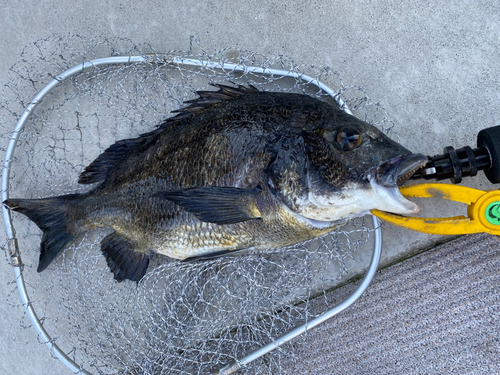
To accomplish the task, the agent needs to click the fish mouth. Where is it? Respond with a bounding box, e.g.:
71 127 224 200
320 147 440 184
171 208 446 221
373 153 428 187
367 153 428 214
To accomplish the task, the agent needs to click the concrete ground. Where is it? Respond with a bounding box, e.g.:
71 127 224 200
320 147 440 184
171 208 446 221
1 1 499 374
280 233 500 374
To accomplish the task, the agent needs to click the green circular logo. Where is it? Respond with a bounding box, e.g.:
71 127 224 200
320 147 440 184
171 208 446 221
485 202 500 225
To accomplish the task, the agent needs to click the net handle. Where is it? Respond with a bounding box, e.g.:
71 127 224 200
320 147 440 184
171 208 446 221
2 53 372 375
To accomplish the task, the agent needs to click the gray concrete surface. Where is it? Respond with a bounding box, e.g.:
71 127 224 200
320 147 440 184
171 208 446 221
1 1 499 374
280 233 500 374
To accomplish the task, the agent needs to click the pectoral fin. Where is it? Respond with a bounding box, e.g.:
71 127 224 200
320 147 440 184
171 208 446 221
155 186 262 225
101 232 150 283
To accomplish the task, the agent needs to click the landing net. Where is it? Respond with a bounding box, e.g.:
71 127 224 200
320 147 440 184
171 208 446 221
1 35 393 374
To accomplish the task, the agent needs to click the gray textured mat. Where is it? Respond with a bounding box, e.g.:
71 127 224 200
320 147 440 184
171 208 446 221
279 233 500 374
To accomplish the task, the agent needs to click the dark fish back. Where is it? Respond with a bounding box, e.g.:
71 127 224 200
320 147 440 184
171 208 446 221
83 86 339 192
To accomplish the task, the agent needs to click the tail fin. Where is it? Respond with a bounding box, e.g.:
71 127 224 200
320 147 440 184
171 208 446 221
3 194 79 272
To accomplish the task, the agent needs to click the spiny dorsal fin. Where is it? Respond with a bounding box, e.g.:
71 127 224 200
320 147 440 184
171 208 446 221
170 84 259 117
78 84 260 185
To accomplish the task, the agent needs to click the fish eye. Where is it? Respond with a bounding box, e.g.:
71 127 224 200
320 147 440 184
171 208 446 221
335 127 362 151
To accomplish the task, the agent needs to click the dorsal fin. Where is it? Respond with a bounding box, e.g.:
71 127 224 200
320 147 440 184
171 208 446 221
78 128 163 184
199 83 260 99
78 84 260 185
170 84 259 119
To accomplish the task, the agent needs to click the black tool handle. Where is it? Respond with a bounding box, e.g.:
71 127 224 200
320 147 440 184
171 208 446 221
411 125 500 184
477 126 500 183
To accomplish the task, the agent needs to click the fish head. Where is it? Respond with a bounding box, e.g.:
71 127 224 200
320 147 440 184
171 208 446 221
294 115 428 222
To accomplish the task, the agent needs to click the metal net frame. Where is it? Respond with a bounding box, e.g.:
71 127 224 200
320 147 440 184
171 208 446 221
1 35 389 374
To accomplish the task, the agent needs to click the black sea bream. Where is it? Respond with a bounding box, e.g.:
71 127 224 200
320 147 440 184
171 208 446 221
4 85 427 282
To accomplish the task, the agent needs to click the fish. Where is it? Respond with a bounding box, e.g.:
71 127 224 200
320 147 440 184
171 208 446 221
3 84 428 282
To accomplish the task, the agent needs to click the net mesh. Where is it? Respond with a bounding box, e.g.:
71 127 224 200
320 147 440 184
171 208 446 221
1 35 394 374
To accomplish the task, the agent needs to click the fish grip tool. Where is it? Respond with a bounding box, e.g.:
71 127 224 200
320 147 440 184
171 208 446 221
372 184 500 235
373 125 500 236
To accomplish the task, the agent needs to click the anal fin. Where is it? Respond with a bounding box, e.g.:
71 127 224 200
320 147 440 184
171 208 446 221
101 232 150 283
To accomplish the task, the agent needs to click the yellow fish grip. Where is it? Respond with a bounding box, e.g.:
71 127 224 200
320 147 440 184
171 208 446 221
371 183 500 236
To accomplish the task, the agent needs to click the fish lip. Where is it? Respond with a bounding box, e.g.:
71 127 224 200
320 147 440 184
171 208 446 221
368 153 428 188
365 153 428 215
369 178 421 214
